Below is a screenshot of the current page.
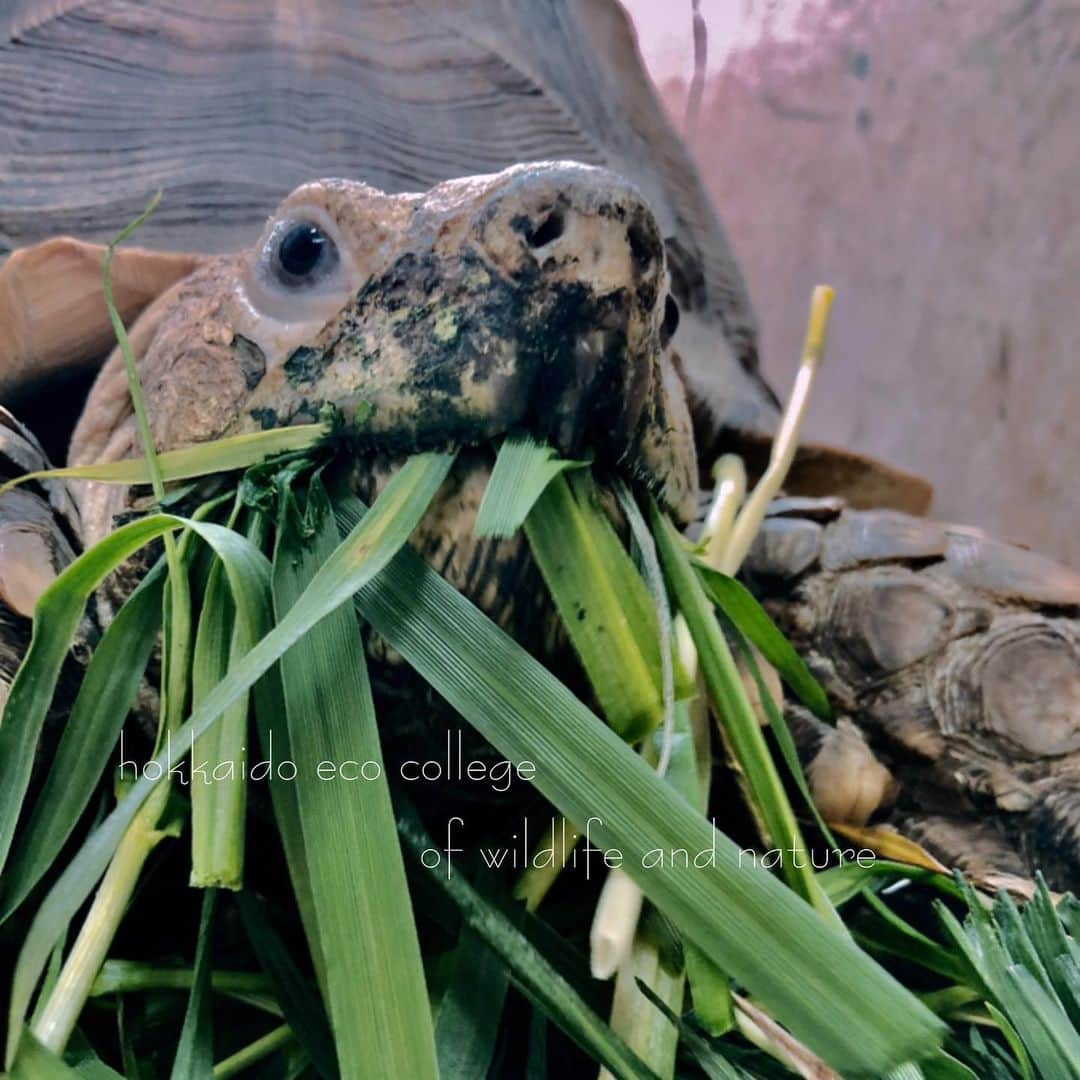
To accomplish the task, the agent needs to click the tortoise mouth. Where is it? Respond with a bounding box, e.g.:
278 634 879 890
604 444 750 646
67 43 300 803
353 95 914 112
240 259 695 520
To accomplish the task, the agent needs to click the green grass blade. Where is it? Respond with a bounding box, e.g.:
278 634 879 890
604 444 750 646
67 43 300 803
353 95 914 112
236 892 336 1079
650 507 834 918
64 1030 126 1079
212 1025 294 1078
995 893 1057 1001
250 660 327 1003
0 566 164 922
817 861 958 908
0 513 190 880
0 426 328 498
474 431 587 538
89 961 270 1000
5 516 268 1066
5 454 451 1066
273 480 435 1080
242 513 328 1003
397 804 656 1080
170 890 216 1080
435 928 510 1080
572 474 694 703
858 907 970 983
8 1029 85 1078
1004 966 1080 1077
695 565 832 721
337 496 946 1076
1021 876 1079 1021
683 944 734 1037
632 981 747 1080
523 474 663 740
190 561 247 889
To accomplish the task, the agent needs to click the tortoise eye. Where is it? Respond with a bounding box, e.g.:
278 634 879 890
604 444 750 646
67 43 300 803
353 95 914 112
273 222 337 286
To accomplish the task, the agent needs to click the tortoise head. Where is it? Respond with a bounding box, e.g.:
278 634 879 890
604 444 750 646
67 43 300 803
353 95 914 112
70 162 696 541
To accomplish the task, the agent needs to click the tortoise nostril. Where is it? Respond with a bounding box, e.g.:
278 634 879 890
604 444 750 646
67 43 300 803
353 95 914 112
526 208 565 249
660 294 681 348
627 219 655 274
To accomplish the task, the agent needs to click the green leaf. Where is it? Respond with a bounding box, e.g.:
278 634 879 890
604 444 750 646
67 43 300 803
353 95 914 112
695 565 831 721
631 981 747 1080
397 803 655 1080
523 474 663 741
525 1010 547 1080
683 944 734 1037
89 960 271 1002
858 905 970 983
211 1025 294 1079
273 480 436 1080
435 928 510 1080
650 506 834 918
189 558 248 889
236 892 336 1079
8 1029 85 1078
917 1050 981 1080
936 881 1080 1077
0 511 194 881
1003 966 1080 1077
1024 874 1080 1025
64 1030 126 1079
818 860 960 908
0 425 328 498
474 431 588 538
170 890 217 1080
5 453 452 1067
338 496 946 1076
0 566 164 921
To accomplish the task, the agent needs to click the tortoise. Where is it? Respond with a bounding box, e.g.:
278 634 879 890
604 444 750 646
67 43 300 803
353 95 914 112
1 162 1079 892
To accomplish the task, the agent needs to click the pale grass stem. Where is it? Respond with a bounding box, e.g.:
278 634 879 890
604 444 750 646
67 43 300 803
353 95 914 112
735 994 841 1080
213 1024 294 1078
722 285 833 575
591 456 748 988
32 784 171 1053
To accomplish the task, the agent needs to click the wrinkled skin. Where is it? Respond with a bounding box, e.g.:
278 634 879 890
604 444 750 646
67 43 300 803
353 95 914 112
745 500 1080 890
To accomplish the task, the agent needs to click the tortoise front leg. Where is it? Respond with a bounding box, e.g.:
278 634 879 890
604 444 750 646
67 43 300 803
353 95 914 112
745 500 1080 891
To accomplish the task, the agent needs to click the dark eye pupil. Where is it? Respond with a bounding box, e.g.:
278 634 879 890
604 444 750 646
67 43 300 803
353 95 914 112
278 224 327 278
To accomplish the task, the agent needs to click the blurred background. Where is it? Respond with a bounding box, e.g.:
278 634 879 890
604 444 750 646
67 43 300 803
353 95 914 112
626 0 1079 566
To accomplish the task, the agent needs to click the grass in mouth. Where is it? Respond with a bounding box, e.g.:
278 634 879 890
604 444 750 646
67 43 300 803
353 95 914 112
0 212 1078 1080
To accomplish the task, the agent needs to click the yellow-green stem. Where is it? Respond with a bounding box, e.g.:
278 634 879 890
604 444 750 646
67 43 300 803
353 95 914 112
213 1024 294 1078
32 784 171 1053
513 817 582 913
723 285 833 574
